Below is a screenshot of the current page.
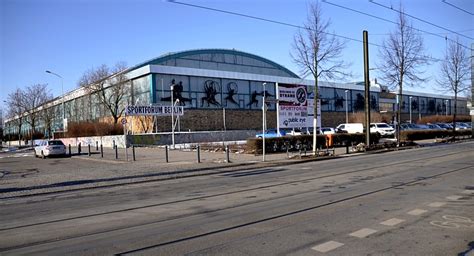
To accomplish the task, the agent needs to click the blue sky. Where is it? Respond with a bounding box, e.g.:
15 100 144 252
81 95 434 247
1 0 473 112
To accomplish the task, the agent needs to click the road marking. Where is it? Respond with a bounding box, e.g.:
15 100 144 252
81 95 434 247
301 167 312 170
446 195 463 201
380 218 405 226
462 190 474 195
349 228 377 238
428 202 446 208
311 241 344 253
431 215 474 229
407 209 428 216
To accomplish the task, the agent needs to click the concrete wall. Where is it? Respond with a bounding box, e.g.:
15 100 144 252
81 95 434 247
59 135 126 148
128 130 257 146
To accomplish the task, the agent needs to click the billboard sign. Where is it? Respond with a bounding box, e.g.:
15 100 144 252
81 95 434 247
277 84 309 129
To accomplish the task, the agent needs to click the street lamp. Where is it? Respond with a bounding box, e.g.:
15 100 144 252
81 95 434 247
46 70 65 137
170 84 175 149
445 99 449 116
409 96 413 124
345 90 349 123
262 82 267 162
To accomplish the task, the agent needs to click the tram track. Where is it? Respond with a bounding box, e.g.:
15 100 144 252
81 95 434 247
0 144 471 200
0 146 472 253
0 146 471 232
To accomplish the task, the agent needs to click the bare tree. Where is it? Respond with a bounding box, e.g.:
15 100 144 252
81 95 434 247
437 37 471 135
22 84 51 146
6 89 26 145
78 62 130 124
378 6 429 145
41 103 56 139
291 1 349 153
137 116 154 133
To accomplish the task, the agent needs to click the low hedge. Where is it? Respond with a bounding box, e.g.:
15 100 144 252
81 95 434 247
247 133 380 154
400 129 472 141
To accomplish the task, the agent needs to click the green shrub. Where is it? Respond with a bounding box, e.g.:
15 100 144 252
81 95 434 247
65 121 123 137
246 133 380 154
400 130 472 141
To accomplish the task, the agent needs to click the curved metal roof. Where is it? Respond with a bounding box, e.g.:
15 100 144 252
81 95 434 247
132 48 299 78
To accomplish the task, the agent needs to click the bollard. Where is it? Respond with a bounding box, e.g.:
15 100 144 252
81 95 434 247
96 141 98 151
100 144 103 158
78 143 81 155
226 145 230 163
88 144 91 156
115 145 118 159
68 144 71 157
197 145 201 163
346 141 350 154
165 145 169 163
132 145 136 161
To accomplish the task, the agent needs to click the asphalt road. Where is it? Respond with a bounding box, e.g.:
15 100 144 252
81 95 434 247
0 141 473 255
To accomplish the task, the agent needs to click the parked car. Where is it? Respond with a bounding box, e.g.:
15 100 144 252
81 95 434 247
426 123 445 130
282 128 303 136
255 129 286 138
320 127 336 135
436 123 453 130
455 122 469 130
335 123 363 134
399 123 415 131
34 140 66 158
370 123 395 136
416 124 430 130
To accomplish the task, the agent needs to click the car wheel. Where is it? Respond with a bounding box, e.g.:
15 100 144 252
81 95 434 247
41 150 45 159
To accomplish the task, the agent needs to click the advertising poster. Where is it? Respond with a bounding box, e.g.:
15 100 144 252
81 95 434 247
277 83 309 129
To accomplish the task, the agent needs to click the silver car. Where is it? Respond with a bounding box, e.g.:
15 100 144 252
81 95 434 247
34 140 66 158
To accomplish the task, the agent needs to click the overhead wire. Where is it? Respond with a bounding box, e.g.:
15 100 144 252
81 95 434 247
441 0 474 16
167 0 383 48
167 0 443 62
323 0 470 53
369 0 474 41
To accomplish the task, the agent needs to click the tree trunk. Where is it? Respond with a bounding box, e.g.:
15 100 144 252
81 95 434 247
397 80 402 146
452 88 457 141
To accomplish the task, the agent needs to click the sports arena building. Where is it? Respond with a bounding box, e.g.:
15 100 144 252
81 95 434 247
3 49 469 138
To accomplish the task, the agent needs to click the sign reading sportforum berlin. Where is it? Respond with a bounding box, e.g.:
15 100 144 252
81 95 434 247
125 105 184 116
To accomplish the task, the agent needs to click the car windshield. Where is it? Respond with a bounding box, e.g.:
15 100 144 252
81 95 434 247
377 124 390 128
48 140 64 145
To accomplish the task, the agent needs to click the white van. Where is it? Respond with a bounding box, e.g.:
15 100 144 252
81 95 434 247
336 123 364 134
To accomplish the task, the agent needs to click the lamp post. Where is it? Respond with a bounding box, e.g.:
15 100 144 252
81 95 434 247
345 90 349 123
170 84 175 149
262 82 267 162
409 96 413 124
445 99 449 116
46 70 65 137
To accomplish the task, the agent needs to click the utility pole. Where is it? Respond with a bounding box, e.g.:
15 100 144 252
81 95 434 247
262 82 266 162
363 31 371 147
